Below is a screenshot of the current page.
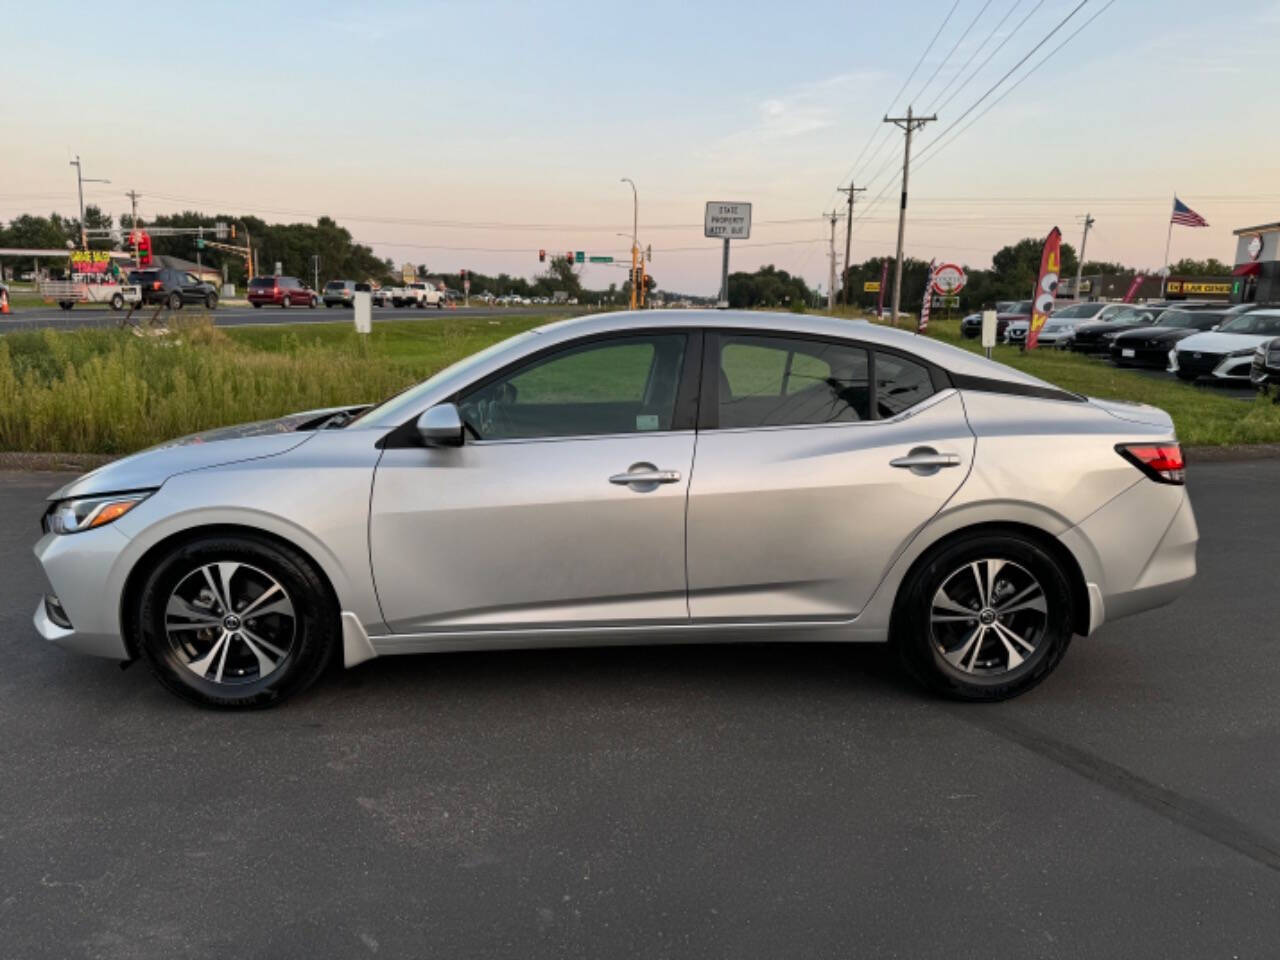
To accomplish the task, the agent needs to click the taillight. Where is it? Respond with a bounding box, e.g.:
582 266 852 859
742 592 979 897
152 280 161 290
1117 442 1185 485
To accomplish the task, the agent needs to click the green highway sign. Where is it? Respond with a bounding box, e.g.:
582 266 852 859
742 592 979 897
575 251 585 263
588 256 614 263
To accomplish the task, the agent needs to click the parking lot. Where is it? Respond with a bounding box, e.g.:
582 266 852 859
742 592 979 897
2 458 1278 959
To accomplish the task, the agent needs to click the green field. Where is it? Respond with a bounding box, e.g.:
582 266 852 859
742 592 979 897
0 310 1277 454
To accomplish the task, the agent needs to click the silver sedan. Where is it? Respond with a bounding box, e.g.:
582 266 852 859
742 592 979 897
33 310 1198 708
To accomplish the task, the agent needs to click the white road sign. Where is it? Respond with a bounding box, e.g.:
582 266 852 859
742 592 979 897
705 202 752 239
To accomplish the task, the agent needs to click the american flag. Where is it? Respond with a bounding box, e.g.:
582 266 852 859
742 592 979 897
1171 197 1208 228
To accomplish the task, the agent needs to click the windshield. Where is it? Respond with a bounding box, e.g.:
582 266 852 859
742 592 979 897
1220 312 1280 336
1003 300 1032 315
1054 302 1105 319
1155 310 1225 329
349 330 541 427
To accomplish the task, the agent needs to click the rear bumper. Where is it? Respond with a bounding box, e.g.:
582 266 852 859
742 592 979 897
1059 481 1198 631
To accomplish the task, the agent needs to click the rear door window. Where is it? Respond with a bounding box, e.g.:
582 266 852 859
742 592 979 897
715 334 870 428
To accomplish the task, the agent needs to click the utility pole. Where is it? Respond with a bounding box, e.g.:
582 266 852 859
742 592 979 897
69 155 110 250
1075 212 1095 301
126 190 141 266
621 177 638 310
836 183 865 308
824 209 844 311
883 107 936 325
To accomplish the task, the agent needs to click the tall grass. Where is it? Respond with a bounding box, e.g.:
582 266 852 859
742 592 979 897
0 320 418 453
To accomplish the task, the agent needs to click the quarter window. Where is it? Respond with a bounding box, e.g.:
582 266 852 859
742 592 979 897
716 335 871 427
874 352 935 418
458 334 687 440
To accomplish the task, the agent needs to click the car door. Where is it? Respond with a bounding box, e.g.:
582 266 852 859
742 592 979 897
369 330 700 633
183 273 202 303
686 331 975 622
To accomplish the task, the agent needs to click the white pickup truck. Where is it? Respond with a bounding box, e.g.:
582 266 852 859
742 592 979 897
391 281 446 309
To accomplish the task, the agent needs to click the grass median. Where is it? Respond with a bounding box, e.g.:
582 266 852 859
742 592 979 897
1 310 1278 454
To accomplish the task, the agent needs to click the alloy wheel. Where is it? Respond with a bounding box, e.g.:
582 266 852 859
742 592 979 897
929 558 1047 676
164 562 296 685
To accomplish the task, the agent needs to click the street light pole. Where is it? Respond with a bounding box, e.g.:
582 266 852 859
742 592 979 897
621 177 638 310
68 155 110 250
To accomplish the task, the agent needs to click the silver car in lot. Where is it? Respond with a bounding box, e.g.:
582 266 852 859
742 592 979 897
33 310 1198 708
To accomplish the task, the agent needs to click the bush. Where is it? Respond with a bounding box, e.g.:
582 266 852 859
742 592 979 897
0 319 414 453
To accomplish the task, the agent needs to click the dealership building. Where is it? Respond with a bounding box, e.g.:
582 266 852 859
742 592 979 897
1231 222 1279 304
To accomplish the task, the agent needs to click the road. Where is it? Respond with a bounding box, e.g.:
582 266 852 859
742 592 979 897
2 461 1279 958
0 302 584 332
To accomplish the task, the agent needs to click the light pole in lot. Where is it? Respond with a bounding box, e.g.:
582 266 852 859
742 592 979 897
621 178 638 310
69 155 110 250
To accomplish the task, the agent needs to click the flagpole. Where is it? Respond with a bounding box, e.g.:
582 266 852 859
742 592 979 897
1161 194 1175 298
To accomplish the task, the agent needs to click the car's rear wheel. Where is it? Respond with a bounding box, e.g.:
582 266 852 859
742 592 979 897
110 292 124 311
135 534 338 709
894 531 1074 701
253 302 261 308
168 291 182 310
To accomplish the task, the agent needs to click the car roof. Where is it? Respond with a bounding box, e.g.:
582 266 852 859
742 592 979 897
531 310 1057 390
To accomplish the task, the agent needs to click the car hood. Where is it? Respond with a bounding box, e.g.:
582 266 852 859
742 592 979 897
48 405 367 501
1113 325 1193 343
1174 331 1274 353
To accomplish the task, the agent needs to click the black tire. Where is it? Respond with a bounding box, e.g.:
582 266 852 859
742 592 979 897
205 293 218 310
168 291 183 311
134 533 338 709
110 293 124 311
59 300 74 311
325 302 333 308
436 301 444 310
309 296 318 308
253 302 262 309
893 530 1074 702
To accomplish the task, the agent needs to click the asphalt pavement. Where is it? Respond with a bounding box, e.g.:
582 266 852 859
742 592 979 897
0 302 581 332
2 461 1279 958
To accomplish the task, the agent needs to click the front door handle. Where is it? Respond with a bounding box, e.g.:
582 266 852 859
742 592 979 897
890 447 961 475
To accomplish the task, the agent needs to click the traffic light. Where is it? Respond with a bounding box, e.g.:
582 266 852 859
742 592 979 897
538 249 545 262
461 268 468 278
566 252 573 264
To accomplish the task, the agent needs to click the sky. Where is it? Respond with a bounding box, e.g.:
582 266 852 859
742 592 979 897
2 0 1279 295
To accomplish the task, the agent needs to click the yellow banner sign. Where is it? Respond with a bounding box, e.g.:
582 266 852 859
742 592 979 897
1169 281 1232 295
863 281 881 292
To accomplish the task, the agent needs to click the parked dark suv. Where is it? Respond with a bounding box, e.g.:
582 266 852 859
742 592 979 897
129 268 218 310
323 280 357 308
248 275 318 308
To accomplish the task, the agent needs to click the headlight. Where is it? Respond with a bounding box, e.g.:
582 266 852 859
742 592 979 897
1227 347 1257 358
44 491 152 535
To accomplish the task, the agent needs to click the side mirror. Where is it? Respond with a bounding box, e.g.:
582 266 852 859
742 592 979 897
417 403 465 447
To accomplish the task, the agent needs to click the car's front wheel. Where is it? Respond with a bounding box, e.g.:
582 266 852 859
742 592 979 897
135 534 338 708
894 531 1074 701
205 293 218 310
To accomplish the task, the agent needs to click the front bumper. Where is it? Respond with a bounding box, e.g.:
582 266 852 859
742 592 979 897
1110 343 1172 367
1173 350 1253 381
32 529 132 660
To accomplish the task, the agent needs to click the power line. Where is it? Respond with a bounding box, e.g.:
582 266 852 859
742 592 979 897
834 0 963 193
914 0 1117 172
909 0 997 108
933 0 1047 115
923 0 1029 114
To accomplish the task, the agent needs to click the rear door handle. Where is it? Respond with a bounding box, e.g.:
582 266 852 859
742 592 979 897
890 447 961 475
609 469 681 485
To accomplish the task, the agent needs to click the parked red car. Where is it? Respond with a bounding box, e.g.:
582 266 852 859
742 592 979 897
248 275 318 308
